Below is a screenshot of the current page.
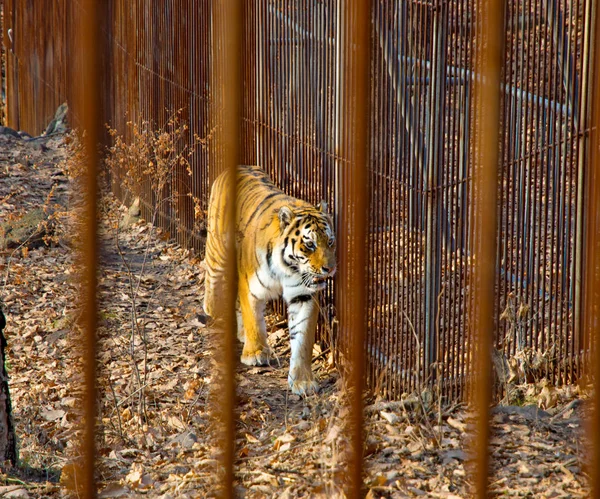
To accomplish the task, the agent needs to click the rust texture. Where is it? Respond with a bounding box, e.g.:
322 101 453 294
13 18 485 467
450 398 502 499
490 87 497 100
341 1 371 496
583 0 600 491
2 0 599 405
212 0 242 496
470 0 505 494
72 1 102 497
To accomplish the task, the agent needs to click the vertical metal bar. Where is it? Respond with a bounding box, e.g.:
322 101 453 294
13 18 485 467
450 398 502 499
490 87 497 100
574 0 596 378
424 0 447 379
551 0 568 386
538 0 554 378
373 1 383 394
75 0 101 497
397 0 410 397
420 3 431 393
583 0 600 490
530 0 543 364
344 0 370 496
471 0 505 494
212 0 241 496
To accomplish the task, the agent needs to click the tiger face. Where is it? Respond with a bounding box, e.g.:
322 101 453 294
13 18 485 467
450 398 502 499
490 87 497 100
277 202 336 291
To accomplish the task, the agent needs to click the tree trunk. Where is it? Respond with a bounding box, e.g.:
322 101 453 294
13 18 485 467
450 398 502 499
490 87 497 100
0 309 17 467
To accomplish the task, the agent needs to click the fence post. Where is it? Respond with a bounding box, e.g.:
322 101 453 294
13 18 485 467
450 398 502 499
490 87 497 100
344 1 371 496
470 0 505 495
75 0 102 496
211 0 242 497
583 0 600 491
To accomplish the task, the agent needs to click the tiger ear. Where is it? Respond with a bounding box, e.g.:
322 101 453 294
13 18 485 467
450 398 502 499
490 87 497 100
317 200 328 213
278 206 294 229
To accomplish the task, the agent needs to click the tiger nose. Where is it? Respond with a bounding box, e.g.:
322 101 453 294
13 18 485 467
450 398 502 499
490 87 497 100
322 266 331 274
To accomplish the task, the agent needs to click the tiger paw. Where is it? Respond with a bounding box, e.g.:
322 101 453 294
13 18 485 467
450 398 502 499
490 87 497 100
288 374 319 396
241 344 272 366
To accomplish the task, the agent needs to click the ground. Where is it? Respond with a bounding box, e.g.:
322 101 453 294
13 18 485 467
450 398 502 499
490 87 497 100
0 130 592 497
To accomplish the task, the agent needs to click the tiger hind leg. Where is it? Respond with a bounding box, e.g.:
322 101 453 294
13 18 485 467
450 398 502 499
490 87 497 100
202 267 218 319
202 232 226 320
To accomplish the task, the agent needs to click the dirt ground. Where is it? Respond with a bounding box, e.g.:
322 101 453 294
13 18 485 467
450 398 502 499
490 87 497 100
0 130 592 498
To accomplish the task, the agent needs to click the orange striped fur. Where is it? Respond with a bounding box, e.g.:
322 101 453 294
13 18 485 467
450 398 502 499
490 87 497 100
203 165 336 395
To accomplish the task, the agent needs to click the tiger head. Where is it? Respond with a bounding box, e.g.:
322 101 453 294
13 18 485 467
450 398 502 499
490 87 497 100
277 202 336 290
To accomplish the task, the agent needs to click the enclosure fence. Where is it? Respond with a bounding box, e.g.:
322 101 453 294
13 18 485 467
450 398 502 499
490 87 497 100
4 0 596 399
4 0 599 402
3 0 600 494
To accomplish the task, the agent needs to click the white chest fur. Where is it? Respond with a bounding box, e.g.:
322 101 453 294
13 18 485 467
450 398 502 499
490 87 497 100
248 268 282 301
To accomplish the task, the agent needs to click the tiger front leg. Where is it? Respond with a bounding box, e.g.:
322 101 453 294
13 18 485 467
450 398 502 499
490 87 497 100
238 281 272 366
286 295 319 395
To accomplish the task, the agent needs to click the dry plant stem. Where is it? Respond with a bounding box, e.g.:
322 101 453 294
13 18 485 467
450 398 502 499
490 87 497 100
112 181 182 424
183 384 207 426
284 389 290 432
403 310 442 448
110 381 151 410
108 378 125 442
114 220 147 423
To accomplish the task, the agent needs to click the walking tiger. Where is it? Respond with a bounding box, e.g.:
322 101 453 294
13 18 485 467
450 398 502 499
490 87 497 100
203 165 336 395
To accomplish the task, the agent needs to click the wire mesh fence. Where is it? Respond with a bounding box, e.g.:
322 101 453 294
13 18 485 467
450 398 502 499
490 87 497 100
4 0 600 496
2 0 598 404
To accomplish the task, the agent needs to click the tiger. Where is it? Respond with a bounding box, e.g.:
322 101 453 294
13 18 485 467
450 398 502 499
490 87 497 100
203 165 336 395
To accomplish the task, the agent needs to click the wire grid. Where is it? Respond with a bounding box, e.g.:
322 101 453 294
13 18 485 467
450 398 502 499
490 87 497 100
497 0 593 389
241 1 341 343
2 0 598 401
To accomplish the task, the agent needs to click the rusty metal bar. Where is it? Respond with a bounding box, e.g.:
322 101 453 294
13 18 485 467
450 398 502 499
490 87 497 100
212 0 241 496
343 1 371 495
584 0 600 491
74 0 101 497
574 0 596 379
471 0 505 495
2 0 597 410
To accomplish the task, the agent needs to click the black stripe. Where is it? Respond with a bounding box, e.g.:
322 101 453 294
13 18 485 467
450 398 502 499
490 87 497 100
242 192 282 230
258 219 275 233
290 316 311 329
266 242 273 269
281 247 290 268
289 294 312 305
238 187 260 213
253 248 261 267
255 271 268 289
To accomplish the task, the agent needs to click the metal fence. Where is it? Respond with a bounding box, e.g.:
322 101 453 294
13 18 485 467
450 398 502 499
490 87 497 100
2 0 599 402
3 0 600 496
